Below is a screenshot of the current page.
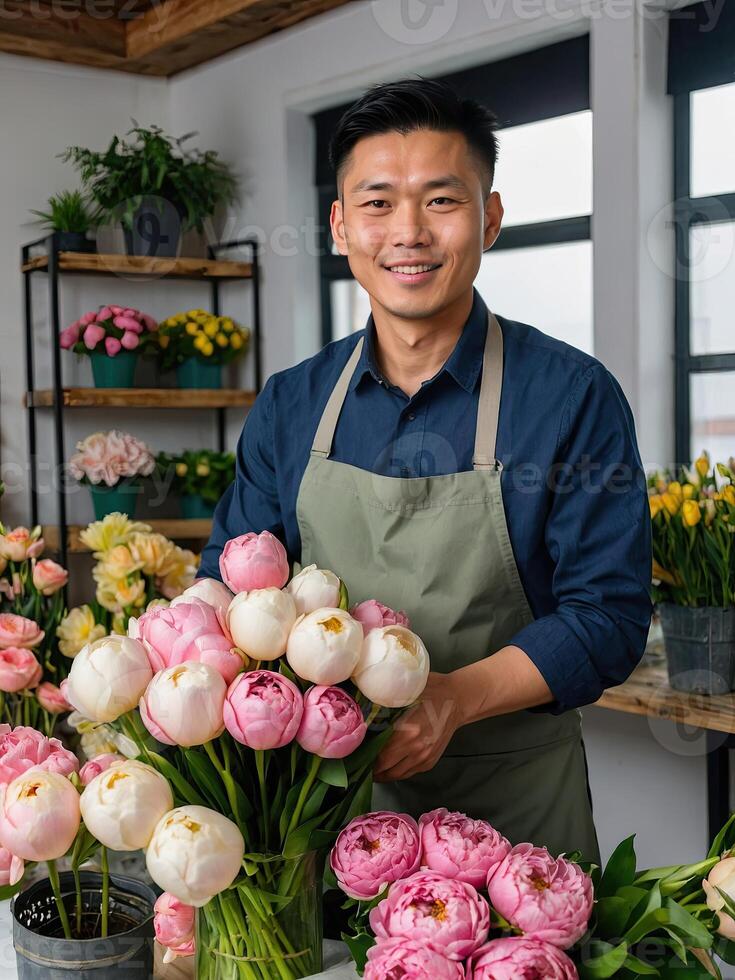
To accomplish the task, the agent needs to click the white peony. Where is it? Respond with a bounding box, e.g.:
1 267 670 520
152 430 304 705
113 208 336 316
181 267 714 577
286 607 363 685
352 625 430 707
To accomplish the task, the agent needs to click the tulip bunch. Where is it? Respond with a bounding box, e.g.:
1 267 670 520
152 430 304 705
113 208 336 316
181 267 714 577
649 453 735 607
155 308 250 369
59 528 429 978
59 304 158 358
0 523 71 733
334 807 735 979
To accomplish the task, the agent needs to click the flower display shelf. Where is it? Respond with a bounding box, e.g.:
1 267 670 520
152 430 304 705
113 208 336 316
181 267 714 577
42 519 214 554
21 234 262 571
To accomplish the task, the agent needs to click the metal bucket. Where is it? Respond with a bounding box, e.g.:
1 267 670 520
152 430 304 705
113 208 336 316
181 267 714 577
12 871 156 979
659 603 735 695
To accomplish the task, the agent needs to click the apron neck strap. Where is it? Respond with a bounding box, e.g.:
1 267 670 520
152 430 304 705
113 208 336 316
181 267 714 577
310 312 504 468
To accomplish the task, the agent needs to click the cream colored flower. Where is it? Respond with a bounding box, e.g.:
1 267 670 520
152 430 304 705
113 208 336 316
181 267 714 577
115 576 147 609
57 605 106 658
111 613 127 635
128 532 177 577
158 548 199 600
101 544 143 580
80 512 152 555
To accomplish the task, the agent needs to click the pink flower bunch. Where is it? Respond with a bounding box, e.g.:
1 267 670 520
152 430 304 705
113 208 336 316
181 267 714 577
331 810 594 980
60 305 157 357
154 892 196 964
69 430 155 487
0 725 78 787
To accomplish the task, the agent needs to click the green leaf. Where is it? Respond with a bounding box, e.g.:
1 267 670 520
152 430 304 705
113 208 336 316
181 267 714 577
341 932 374 973
301 781 329 823
185 751 230 811
709 812 735 859
319 758 348 789
595 896 636 938
283 813 326 859
577 940 629 979
599 836 638 898
146 751 206 807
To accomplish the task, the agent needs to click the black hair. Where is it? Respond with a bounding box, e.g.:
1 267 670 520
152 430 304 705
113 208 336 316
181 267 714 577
328 76 499 198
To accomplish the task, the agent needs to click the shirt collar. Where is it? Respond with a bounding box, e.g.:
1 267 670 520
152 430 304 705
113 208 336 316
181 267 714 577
348 287 488 394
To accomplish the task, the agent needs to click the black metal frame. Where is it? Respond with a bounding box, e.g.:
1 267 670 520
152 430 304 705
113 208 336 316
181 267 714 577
673 91 735 468
22 235 262 572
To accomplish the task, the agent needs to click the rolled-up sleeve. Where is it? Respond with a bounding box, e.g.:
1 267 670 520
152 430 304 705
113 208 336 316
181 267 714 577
509 363 653 713
196 376 284 582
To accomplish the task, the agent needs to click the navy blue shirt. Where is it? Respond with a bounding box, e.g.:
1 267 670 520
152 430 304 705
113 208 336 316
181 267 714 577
198 288 653 713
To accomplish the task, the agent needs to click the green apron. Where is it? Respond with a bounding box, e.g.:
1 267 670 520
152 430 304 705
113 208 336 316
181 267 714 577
295 312 600 863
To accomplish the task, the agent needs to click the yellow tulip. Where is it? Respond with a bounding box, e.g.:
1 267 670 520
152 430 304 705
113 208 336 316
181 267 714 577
165 317 178 327
202 341 214 357
204 321 218 339
196 462 210 477
695 453 710 479
723 485 735 507
193 335 207 351
185 322 199 336
215 333 228 348
175 462 188 477
661 492 680 516
222 318 234 333
668 481 684 500
649 495 663 519
682 500 701 526
230 333 243 350
682 484 696 499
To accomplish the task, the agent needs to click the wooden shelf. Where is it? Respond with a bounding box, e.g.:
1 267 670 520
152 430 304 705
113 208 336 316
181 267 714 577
21 251 253 280
25 387 256 409
44 519 213 554
594 660 735 735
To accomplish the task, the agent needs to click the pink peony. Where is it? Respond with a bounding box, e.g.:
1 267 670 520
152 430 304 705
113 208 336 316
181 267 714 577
223 670 303 750
132 600 244 684
79 753 125 786
0 846 24 888
331 812 421 901
370 871 490 961
59 325 80 349
69 430 155 486
0 614 44 650
36 682 71 714
486 843 593 949
219 531 289 593
105 336 122 356
0 770 80 862
83 323 106 350
80 311 97 325
120 331 140 350
32 559 68 596
0 725 79 786
0 649 42 693
154 892 196 964
171 578 234 635
296 685 366 759
419 809 511 890
351 599 410 635
365 938 465 980
469 937 578 979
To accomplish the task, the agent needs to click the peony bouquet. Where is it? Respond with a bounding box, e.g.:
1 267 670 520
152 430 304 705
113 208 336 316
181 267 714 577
59 529 429 978
332 807 735 979
0 523 71 733
59 304 158 358
69 430 155 488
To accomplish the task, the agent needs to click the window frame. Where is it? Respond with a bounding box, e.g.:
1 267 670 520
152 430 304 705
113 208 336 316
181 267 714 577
673 90 735 466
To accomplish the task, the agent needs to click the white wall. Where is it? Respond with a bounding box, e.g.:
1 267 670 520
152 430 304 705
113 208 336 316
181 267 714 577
0 1 713 871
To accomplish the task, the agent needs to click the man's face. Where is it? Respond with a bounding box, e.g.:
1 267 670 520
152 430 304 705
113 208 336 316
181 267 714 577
330 128 503 322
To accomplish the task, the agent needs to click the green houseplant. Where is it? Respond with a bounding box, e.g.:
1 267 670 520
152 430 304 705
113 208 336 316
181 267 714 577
649 453 735 695
30 190 98 252
63 125 238 258
155 449 235 519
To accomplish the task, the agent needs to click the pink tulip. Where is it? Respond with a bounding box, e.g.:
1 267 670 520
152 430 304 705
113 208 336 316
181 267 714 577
365 939 466 980
469 938 579 979
351 599 410 635
0 770 80 862
296 686 366 759
219 531 289 593
0 614 44 650
105 336 122 356
32 558 68 596
0 528 45 563
0 846 24 888
486 843 593 949
0 649 42 693
331 812 421 901
114 315 140 331
139 661 226 747
154 892 196 964
36 682 71 715
98 306 113 321
59 325 80 349
0 725 78 786
79 753 125 786
132 600 243 684
120 331 140 350
419 809 511 890
80 311 97 325
370 871 489 961
224 670 303 750
83 323 106 350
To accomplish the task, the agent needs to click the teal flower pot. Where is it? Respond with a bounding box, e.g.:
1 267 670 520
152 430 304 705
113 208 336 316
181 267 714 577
181 495 216 519
89 351 138 389
89 481 140 521
176 358 222 389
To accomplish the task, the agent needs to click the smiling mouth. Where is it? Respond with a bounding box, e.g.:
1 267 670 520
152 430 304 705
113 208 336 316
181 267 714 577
384 263 442 276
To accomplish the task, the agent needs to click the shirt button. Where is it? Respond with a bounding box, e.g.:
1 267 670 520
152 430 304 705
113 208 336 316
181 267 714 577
407 413 415 421
400 467 411 477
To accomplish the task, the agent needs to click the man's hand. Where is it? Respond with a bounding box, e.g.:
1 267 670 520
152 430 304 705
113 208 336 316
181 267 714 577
373 672 463 783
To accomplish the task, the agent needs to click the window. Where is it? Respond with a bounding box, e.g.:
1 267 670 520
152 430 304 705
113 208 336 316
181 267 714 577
313 35 591 347
669 2 735 465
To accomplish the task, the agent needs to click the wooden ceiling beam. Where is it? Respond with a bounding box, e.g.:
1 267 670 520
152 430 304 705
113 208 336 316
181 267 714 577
0 1 126 57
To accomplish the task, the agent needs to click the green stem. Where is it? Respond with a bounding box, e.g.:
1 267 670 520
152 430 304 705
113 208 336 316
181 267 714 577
101 847 109 939
47 860 72 940
255 751 270 849
285 756 321 840
365 703 381 728
204 740 242 827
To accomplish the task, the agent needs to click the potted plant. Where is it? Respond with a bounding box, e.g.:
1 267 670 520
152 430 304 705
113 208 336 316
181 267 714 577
649 453 735 694
0 729 159 977
155 309 250 388
59 305 158 388
30 189 98 253
155 449 235 519
62 125 238 258
69 431 156 521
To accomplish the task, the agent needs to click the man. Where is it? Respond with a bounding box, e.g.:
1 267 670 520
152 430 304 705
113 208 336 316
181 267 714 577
198 78 653 864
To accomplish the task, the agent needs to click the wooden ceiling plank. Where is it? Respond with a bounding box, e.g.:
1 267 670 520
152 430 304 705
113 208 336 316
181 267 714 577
0 1 127 56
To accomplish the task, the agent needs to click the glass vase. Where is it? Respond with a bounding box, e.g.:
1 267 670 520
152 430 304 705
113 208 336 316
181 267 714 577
196 850 323 980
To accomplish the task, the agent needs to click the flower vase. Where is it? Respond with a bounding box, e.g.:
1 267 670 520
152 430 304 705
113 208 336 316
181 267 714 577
89 351 138 388
196 850 323 980
176 357 222 389
659 603 735 695
181 494 216 519
88 480 140 521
